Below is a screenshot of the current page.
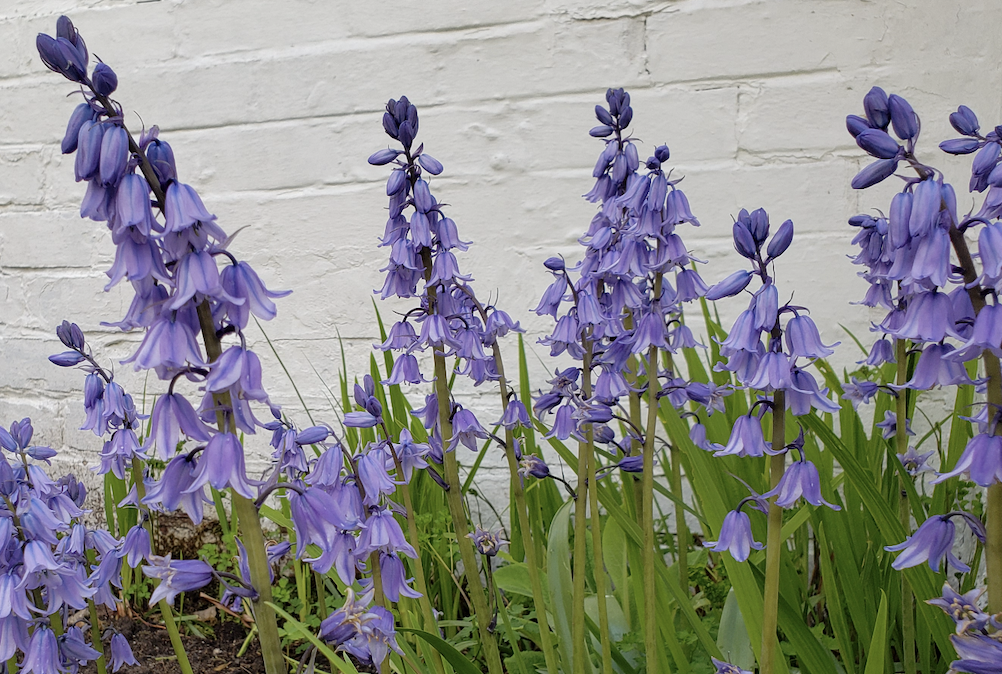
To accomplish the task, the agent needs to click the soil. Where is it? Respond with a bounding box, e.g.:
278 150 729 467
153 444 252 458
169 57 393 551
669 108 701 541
82 618 266 674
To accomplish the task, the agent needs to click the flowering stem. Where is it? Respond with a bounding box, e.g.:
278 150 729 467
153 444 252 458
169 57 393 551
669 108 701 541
894 339 917 674
665 353 689 597
87 599 108 674
130 456 195 674
382 431 446 674
196 301 287 674
432 349 504 674
571 340 592 674
946 224 1002 613
760 390 786 674
478 337 560 674
641 277 664 673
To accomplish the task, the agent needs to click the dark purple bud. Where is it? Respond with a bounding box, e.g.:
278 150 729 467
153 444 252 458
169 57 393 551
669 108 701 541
851 158 898 189
56 320 85 350
74 119 104 182
49 351 86 367
92 62 117 96
732 221 757 259
368 148 400 165
386 169 406 196
705 270 753 301
888 94 919 141
606 88 624 115
654 145 670 163
950 105 979 136
972 143 1000 177
939 138 981 155
863 86 890 129
748 208 770 244
856 128 901 159
398 120 415 148
845 114 870 138
619 106 633 129
595 105 613 126
147 139 177 185
99 125 129 186
382 112 399 139
36 34 63 74
295 426 330 445
543 256 565 271
61 103 92 154
590 125 614 137
888 191 912 248
417 153 443 175
766 219 794 259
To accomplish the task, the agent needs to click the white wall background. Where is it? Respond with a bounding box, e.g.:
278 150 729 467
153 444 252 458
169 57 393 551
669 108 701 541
0 0 999 508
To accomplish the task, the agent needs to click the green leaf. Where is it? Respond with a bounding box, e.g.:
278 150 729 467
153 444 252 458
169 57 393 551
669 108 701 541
547 500 576 674
494 562 548 598
863 591 888 674
716 589 755 672
400 628 482 674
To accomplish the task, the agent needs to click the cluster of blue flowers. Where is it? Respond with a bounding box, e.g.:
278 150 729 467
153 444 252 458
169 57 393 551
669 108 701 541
0 412 137 671
38 15 410 668
533 88 707 467
701 209 842 562
845 88 998 571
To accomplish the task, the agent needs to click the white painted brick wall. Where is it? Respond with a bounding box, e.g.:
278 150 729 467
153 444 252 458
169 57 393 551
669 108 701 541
1 0 999 508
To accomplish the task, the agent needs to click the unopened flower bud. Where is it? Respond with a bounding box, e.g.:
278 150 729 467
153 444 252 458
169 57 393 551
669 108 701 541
732 222 757 259
863 86 890 129
888 94 918 141
368 148 400 165
92 62 117 96
950 105 980 136
766 219 794 259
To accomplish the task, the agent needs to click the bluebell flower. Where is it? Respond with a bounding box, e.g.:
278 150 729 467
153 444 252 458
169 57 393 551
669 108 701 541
885 513 980 572
932 433 1002 487
949 633 1002 673
716 414 771 458
58 626 101 669
449 408 489 452
183 432 259 500
704 510 762 562
143 452 209 524
22 625 60 674
109 632 139 672
143 556 214 605
118 523 152 568
519 455 550 480
927 583 990 634
468 526 507 557
356 506 415 558
897 446 935 477
764 459 841 510
379 552 422 603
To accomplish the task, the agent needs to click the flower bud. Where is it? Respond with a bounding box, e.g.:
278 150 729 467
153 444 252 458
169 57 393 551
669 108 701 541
61 103 93 154
49 351 86 367
147 139 177 185
851 158 898 189
99 125 129 187
92 62 118 96
949 105 979 136
845 114 870 138
368 148 400 165
732 221 757 259
417 153 443 175
589 125 614 137
295 426 330 445
619 106 634 130
594 105 613 125
939 138 980 155
56 320 85 350
888 94 918 141
863 86 890 129
856 128 901 159
748 208 770 244
74 119 104 182
543 256 565 271
705 270 753 301
766 219 794 259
